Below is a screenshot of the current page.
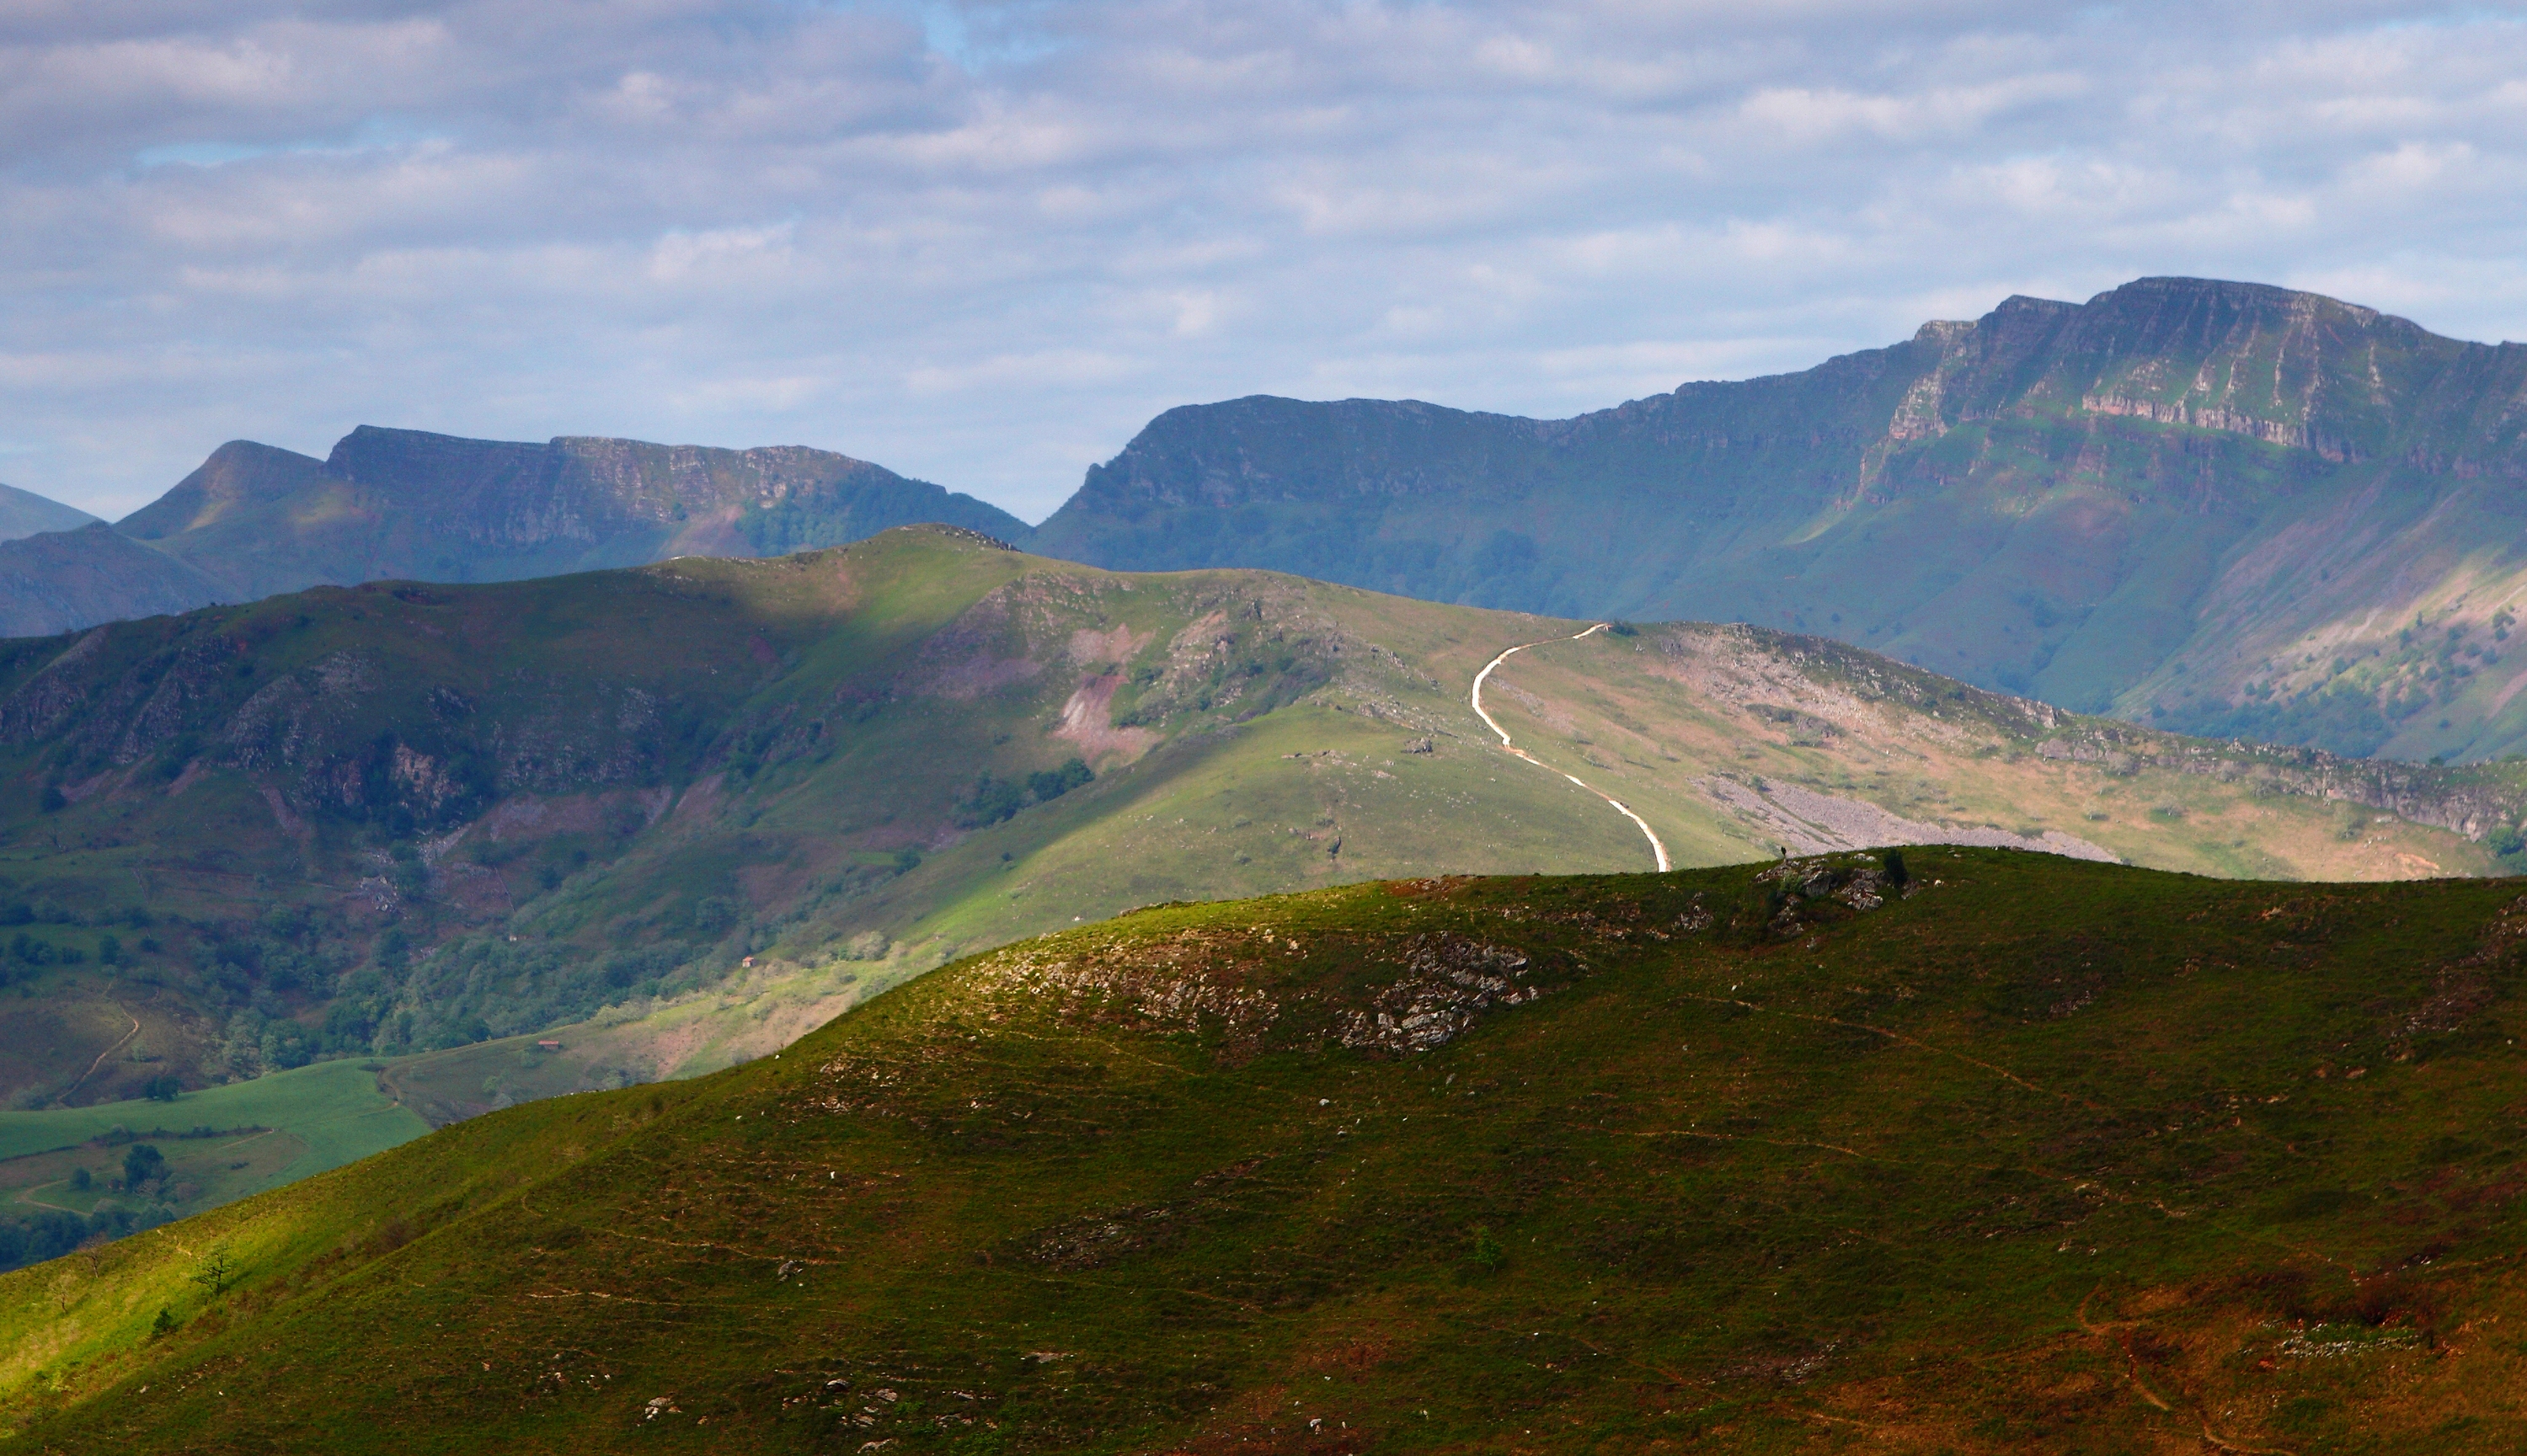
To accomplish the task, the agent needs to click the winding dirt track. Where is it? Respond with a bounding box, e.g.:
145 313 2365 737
1471 624 1672 872
56 1004 141 1107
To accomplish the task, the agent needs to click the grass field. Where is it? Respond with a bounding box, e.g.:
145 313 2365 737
0 1059 425 1192
0 851 2524 1449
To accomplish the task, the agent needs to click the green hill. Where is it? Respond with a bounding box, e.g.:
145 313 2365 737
0 851 2521 1450
0 524 2513 1138
1033 277 2527 763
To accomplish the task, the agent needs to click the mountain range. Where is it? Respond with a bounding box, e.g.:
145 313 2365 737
0 359 2519 1446
13 277 2527 765
1034 277 2527 763
0 428 1025 637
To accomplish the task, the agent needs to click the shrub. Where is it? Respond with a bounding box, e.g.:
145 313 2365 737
123 1144 166 1187
1028 758 1093 803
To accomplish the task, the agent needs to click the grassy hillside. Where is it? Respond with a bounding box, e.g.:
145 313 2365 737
0 851 2522 1450
0 524 2513 1135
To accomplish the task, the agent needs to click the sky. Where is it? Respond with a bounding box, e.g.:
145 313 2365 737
5 2 2527 523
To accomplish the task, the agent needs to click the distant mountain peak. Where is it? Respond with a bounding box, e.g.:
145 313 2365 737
22 425 1036 637
1028 273 2527 763
0 483 99 544
116 439 327 540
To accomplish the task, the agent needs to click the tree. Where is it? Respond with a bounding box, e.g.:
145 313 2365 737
189 1242 237 1298
122 1144 165 1188
1881 849 1910 888
151 1306 178 1339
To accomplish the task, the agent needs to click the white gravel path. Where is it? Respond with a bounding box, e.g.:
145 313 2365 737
1472 625 1672 872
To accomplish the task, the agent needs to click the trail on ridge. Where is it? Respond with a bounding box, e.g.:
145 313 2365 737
1470 624 1671 872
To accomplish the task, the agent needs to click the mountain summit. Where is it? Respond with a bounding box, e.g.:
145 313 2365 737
1034 277 2527 760
0 428 1029 637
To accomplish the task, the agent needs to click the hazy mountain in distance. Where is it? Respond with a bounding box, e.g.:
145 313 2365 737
1030 277 2527 762
0 483 98 542
0 428 1033 638
117 425 1034 602
0 522 226 637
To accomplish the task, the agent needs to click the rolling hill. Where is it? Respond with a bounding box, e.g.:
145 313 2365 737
0 525 2509 1126
0 526 2509 1257
0 851 2521 1450
1032 276 2527 763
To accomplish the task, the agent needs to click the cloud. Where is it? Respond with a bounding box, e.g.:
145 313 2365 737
3 1 2525 520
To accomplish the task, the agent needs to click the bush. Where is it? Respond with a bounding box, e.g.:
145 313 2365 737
957 776 1029 827
143 1075 181 1102
1881 850 1909 888
959 760 1094 828
1027 758 1093 803
123 1144 166 1187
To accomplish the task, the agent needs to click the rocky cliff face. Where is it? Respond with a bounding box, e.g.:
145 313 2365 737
1031 277 2527 762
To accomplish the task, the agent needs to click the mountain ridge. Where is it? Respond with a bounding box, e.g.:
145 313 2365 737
1033 275 2527 762
0 484 97 545
16 275 2527 765
0 425 1034 634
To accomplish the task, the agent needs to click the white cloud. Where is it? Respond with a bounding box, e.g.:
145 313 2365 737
3 1 2527 522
